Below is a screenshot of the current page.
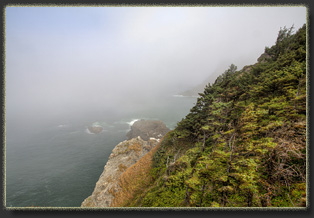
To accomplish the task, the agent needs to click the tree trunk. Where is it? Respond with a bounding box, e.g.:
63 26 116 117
184 185 190 206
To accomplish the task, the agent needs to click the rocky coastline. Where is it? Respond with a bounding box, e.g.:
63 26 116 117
81 119 169 207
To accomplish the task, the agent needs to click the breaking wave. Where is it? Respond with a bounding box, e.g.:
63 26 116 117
126 119 140 126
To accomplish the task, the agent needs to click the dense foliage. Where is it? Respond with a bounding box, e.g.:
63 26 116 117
125 25 307 207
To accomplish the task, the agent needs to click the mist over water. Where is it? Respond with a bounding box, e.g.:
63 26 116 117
6 95 196 207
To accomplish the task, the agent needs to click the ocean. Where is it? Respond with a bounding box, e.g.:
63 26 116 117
5 95 197 207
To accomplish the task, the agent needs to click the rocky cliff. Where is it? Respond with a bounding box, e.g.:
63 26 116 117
81 136 159 207
81 120 169 207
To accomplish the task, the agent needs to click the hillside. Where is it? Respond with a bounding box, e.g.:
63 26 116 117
113 25 307 207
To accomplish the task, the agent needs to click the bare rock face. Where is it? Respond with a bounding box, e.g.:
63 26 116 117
126 119 170 141
81 136 159 207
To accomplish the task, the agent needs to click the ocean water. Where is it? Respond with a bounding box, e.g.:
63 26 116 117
5 95 196 207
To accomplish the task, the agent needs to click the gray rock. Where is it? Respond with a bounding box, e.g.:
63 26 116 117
81 136 159 207
126 119 170 141
88 126 103 134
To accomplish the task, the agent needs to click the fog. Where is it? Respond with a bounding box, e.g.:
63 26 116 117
5 6 306 124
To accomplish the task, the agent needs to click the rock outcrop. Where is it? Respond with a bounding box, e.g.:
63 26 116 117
88 126 103 134
81 136 160 207
81 119 170 207
126 119 170 141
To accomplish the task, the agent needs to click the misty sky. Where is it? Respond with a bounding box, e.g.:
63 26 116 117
5 6 306 122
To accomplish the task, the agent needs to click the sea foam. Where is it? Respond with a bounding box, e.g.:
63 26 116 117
127 119 140 126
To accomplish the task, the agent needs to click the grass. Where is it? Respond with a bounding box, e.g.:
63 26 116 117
109 141 162 207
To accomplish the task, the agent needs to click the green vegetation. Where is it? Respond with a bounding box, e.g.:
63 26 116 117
125 25 307 207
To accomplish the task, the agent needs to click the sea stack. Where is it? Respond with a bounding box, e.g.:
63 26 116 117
126 119 170 141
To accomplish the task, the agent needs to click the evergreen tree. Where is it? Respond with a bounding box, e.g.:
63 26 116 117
125 25 307 208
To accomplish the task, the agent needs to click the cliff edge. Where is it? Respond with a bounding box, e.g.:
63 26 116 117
81 120 169 207
81 136 159 207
